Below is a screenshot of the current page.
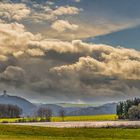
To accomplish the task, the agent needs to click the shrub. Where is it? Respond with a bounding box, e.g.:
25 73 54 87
2 121 9 123
117 98 140 120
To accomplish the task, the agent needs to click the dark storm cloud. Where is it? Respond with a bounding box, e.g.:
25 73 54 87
0 23 140 102
0 0 140 103
0 55 18 73
44 50 86 63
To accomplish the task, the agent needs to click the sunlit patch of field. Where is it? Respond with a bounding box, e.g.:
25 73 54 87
52 114 118 122
0 118 19 123
0 114 117 123
0 125 140 140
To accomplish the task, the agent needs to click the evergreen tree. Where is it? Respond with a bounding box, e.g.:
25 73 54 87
117 98 140 120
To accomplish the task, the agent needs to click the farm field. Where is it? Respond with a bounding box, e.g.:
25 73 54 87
0 114 117 123
52 114 117 122
0 125 140 140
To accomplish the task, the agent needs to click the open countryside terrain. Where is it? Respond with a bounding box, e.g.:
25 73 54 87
8 121 140 128
2 114 140 129
0 114 117 123
0 125 140 140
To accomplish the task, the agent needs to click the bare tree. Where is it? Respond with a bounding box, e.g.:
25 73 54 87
59 109 66 121
37 107 52 122
0 104 22 118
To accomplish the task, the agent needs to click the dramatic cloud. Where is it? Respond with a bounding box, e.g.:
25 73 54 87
26 48 45 56
0 20 139 102
53 6 80 16
1 0 139 41
44 19 140 41
27 5 81 23
0 55 8 62
75 0 81 2
51 20 79 32
51 54 140 80
0 1 81 24
0 22 35 56
0 3 30 21
0 0 140 103
0 66 25 82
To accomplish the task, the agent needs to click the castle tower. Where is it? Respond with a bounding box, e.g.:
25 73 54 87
3 90 8 97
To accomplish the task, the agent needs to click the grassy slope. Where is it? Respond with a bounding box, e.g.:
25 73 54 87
0 114 117 123
0 125 140 140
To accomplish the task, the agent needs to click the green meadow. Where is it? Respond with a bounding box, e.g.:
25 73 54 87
0 125 140 140
0 114 117 123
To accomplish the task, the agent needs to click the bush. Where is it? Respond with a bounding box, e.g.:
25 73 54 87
128 105 140 120
18 118 27 123
117 98 140 120
30 118 38 122
2 121 9 123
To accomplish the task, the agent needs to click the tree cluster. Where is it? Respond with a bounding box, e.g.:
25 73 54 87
117 98 140 120
59 109 66 121
0 104 22 118
37 107 52 122
128 104 140 120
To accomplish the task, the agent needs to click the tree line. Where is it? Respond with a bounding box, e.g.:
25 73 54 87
0 104 22 118
0 103 66 122
117 98 140 120
37 107 66 122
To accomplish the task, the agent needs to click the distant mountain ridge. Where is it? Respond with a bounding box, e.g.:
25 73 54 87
66 103 117 116
0 92 117 117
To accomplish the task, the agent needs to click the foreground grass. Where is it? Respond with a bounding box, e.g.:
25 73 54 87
0 114 117 123
0 125 140 140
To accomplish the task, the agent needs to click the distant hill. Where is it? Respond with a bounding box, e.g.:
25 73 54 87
0 92 117 117
57 103 92 107
0 93 36 116
66 103 117 116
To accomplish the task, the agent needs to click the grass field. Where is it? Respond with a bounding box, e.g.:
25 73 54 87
0 124 140 140
0 114 117 123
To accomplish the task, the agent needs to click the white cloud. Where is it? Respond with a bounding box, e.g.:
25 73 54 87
0 66 25 82
46 1 55 5
0 55 8 61
26 5 81 23
0 2 81 24
26 48 45 56
0 3 30 21
0 22 35 56
53 6 81 16
51 20 79 32
51 54 140 80
75 0 80 2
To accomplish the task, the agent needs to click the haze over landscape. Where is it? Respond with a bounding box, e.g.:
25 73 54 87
0 0 140 104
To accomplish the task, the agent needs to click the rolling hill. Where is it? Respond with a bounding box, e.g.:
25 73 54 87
66 103 117 116
0 92 117 117
0 92 36 116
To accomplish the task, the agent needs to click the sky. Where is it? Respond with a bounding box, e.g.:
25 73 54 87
0 0 140 103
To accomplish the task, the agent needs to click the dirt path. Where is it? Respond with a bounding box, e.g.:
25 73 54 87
9 121 140 128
